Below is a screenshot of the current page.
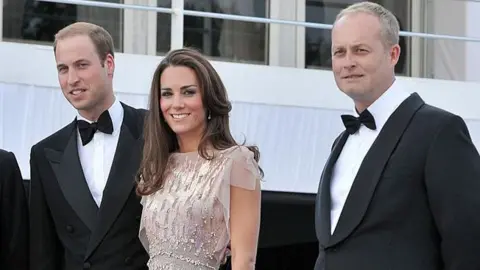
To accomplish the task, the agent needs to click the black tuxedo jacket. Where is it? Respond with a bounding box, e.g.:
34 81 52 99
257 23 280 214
315 93 480 270
29 103 149 270
0 149 29 270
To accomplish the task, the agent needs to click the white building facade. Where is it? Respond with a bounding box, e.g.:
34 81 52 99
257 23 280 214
1 0 480 193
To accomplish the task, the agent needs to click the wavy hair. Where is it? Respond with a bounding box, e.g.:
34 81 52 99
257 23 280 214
136 48 262 196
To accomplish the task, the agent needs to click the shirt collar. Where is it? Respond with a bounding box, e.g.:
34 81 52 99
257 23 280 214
353 79 411 130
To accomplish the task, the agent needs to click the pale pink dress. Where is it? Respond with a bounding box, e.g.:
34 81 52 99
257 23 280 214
139 146 261 270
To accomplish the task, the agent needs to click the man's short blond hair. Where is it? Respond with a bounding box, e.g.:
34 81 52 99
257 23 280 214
53 22 115 63
335 1 400 47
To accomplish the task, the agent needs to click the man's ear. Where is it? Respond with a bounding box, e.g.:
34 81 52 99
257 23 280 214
105 54 115 77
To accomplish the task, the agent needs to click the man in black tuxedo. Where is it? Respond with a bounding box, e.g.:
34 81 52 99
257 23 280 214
29 22 148 270
0 149 29 270
315 2 480 270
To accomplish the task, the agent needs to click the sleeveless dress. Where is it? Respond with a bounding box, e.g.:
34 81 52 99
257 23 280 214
139 146 261 270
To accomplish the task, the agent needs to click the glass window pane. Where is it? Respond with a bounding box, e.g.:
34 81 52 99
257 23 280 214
305 0 410 75
2 0 124 52
157 0 171 54
157 0 269 65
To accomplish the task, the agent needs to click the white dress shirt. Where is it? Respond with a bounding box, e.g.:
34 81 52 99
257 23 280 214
77 98 124 207
330 80 411 234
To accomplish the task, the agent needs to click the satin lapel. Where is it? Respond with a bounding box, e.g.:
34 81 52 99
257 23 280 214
328 93 424 247
85 106 143 258
45 124 99 231
316 131 349 247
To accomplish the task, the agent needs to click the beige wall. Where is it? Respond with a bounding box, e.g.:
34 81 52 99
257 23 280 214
426 0 468 81
464 0 480 82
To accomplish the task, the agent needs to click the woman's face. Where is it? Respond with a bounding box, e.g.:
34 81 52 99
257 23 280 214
159 66 207 139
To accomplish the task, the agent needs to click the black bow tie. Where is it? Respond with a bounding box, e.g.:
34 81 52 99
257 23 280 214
341 109 376 135
77 110 114 146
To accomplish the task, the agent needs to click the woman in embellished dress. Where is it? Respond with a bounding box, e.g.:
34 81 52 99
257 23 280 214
136 48 263 270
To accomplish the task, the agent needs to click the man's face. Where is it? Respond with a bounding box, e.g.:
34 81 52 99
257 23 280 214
55 35 114 117
331 12 399 108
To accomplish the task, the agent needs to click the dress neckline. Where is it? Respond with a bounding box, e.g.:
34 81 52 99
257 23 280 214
170 146 239 158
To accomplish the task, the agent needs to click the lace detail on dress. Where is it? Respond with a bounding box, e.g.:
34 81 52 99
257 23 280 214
139 146 261 270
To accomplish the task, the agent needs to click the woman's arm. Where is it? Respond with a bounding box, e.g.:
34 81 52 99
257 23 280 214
229 177 261 269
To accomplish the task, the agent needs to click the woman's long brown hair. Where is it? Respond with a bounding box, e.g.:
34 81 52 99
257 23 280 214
136 48 262 196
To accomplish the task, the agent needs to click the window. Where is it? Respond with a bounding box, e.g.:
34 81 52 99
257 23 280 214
304 0 410 75
2 0 124 51
157 0 269 65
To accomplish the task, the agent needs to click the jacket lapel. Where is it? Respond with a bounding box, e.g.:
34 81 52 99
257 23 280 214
85 104 143 258
316 131 349 247
328 93 424 247
45 122 99 231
